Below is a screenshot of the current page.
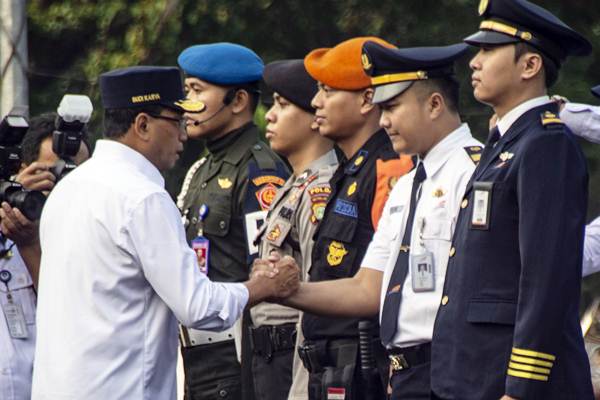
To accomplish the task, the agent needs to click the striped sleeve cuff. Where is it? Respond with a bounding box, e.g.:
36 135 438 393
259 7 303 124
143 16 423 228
507 347 556 382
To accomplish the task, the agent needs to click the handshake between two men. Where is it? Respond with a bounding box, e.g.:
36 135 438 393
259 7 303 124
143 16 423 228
246 253 302 307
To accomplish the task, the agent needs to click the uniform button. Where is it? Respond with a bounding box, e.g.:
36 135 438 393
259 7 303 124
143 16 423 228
449 247 456 257
219 389 228 397
461 199 468 209
191 217 198 224
441 295 449 306
201 182 207 189
219 221 227 229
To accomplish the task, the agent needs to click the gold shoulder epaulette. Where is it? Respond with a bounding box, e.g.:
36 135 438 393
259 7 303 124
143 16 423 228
464 146 483 165
541 111 563 127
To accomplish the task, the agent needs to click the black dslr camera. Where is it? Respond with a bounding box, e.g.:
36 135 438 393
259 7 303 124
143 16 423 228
0 109 46 220
50 95 92 180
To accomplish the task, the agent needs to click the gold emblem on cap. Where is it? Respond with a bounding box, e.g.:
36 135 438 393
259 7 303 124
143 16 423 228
478 0 489 16
175 100 205 113
361 53 373 71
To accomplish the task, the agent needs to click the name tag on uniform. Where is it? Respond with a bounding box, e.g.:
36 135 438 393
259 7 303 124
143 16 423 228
2 299 28 339
471 181 493 230
410 251 435 292
191 236 210 275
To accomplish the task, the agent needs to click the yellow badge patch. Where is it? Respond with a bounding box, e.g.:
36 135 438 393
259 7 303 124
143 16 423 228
327 241 348 267
478 0 489 16
256 183 278 210
311 203 326 224
218 177 233 189
354 155 365 167
541 111 563 126
252 175 286 187
266 225 281 241
347 181 357 196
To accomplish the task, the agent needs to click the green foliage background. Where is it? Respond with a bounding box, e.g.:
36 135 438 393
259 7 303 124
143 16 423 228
25 0 600 308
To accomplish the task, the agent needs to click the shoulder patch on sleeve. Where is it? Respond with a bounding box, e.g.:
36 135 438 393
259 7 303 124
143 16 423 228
464 146 483 165
308 184 332 225
541 111 564 128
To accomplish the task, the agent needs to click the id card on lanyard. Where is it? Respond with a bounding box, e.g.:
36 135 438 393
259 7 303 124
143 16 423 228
192 204 210 275
410 218 435 292
0 269 28 339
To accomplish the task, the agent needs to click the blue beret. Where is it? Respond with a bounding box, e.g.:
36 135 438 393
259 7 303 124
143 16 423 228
263 60 317 113
178 43 264 85
100 66 204 112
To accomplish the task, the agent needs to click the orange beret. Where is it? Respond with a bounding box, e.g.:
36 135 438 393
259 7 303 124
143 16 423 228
304 37 396 90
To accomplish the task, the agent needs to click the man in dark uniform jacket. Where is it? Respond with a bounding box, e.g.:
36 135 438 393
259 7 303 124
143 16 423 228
293 37 413 400
430 1 594 399
176 42 289 400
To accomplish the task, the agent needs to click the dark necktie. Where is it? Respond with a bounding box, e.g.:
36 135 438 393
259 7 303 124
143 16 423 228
479 126 501 162
380 161 427 347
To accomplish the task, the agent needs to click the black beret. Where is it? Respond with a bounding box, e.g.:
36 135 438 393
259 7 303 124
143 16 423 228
263 60 318 113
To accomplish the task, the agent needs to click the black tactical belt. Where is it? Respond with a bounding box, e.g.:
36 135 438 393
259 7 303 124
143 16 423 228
298 338 359 373
387 342 431 372
249 323 297 362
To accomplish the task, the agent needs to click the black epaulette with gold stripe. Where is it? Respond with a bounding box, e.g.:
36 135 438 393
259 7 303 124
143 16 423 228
464 146 483 165
541 111 564 128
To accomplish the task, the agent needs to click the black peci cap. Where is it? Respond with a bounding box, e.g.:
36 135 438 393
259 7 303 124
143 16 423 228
100 66 205 113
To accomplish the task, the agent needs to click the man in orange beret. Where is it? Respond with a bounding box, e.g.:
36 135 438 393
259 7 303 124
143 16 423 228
263 37 413 400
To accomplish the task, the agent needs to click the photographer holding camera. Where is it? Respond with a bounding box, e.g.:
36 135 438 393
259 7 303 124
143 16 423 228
0 109 90 400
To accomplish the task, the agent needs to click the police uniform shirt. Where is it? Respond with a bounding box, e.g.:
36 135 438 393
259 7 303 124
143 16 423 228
251 149 338 327
560 102 600 144
0 244 36 400
179 122 289 282
250 149 338 400
303 129 413 340
31 140 249 400
431 99 592 399
362 124 481 348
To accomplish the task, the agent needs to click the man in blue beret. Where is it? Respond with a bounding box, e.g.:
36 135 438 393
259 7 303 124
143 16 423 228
430 0 594 399
176 43 289 400
29 66 299 400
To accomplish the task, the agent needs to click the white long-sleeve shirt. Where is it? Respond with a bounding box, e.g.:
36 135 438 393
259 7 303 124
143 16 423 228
31 140 248 400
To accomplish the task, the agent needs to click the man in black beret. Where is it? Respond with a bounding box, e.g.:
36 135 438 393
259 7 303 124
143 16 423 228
430 0 594 399
249 59 338 400
30 66 300 400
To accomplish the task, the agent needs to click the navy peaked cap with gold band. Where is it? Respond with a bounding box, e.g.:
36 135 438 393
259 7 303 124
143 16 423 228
362 41 469 104
100 66 205 112
592 85 600 99
178 42 264 85
263 60 318 113
465 0 592 65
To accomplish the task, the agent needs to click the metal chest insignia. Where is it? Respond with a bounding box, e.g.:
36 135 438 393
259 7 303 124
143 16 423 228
267 225 282 242
218 177 233 189
347 181 357 196
327 241 348 267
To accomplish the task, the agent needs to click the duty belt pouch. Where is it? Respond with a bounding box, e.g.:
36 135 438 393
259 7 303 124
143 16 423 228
321 364 356 400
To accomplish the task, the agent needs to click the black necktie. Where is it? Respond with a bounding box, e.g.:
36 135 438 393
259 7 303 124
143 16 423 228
479 126 501 162
380 161 427 347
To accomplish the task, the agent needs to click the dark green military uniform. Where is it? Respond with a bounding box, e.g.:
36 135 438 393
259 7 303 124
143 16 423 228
178 122 289 399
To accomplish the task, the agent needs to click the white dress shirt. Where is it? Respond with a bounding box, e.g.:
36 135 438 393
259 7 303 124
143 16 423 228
31 140 249 400
0 244 36 400
560 102 600 144
497 95 551 136
362 124 482 348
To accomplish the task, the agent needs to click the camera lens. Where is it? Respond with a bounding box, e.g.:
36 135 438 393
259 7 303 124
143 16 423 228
9 190 46 220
